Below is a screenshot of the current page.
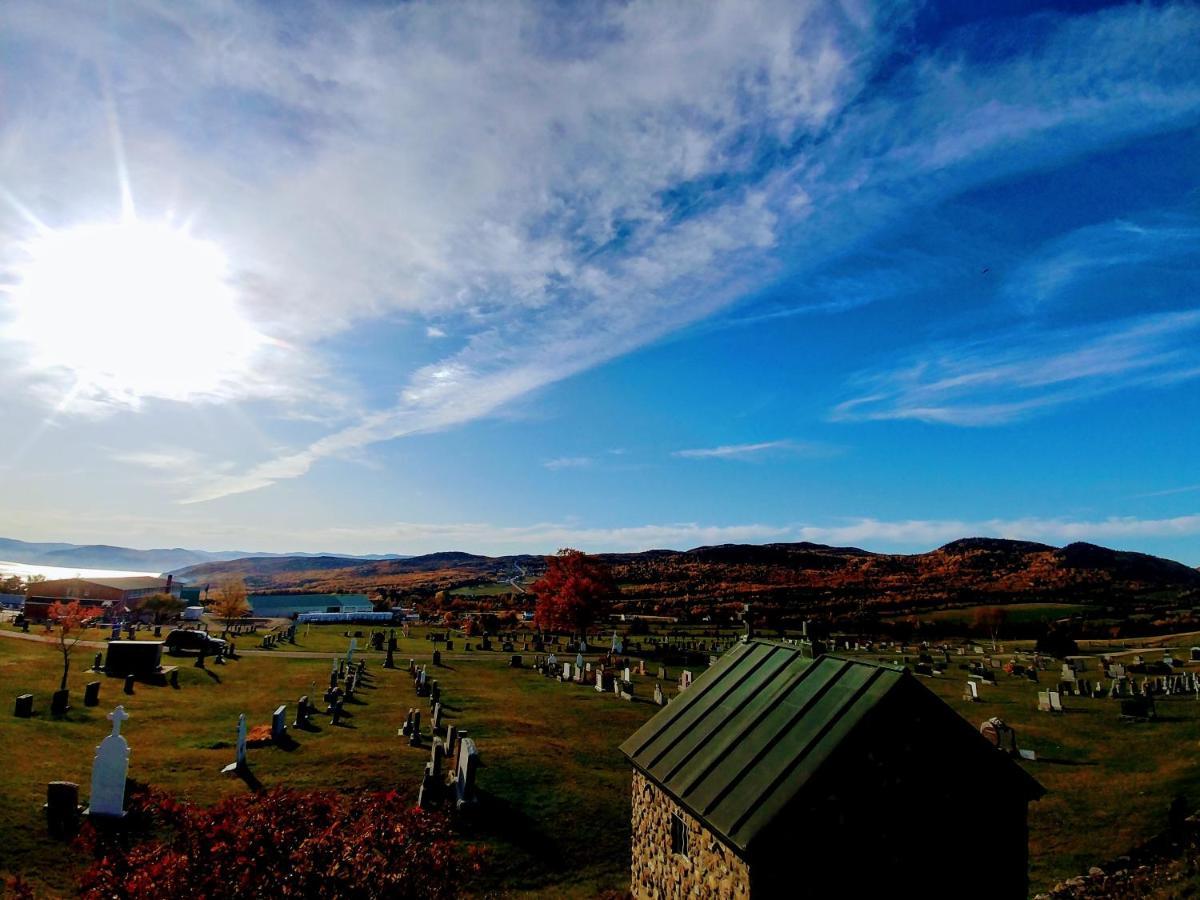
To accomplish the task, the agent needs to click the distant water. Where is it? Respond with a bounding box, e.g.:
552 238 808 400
249 593 373 617
0 560 160 581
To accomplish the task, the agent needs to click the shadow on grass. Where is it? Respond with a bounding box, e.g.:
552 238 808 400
273 734 301 752
203 669 223 684
1036 757 1099 766
235 766 264 792
466 788 559 867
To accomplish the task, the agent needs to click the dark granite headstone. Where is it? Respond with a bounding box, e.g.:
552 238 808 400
45 781 81 839
14 693 33 717
51 689 70 716
84 681 101 706
104 641 164 678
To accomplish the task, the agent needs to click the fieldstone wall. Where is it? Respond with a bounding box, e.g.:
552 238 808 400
630 770 751 899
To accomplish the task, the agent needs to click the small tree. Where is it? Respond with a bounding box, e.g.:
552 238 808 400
972 606 1007 651
532 548 619 640
136 592 185 625
48 599 88 692
210 576 250 636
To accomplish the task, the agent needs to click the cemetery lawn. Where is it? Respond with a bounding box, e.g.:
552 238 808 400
7 628 1200 897
0 628 654 898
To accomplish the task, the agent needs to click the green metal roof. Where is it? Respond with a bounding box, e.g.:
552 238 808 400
621 640 1040 853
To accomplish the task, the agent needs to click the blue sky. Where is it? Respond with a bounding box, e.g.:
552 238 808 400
1 1 1199 561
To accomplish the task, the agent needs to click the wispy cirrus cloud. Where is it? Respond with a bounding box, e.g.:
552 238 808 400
1006 216 1200 312
673 439 835 461
833 309 1200 426
542 456 594 471
3 1 1199 502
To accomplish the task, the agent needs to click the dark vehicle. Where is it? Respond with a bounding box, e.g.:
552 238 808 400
164 629 227 656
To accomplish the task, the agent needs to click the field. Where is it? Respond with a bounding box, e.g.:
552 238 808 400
5 625 1200 896
885 602 1089 627
0 625 653 898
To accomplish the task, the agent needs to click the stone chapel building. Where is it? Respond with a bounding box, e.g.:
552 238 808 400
620 639 1044 899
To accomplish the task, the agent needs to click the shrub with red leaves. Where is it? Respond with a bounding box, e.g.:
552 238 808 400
75 785 480 899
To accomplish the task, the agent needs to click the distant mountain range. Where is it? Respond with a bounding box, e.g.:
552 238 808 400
7 535 1200 616
0 537 407 576
168 537 1200 615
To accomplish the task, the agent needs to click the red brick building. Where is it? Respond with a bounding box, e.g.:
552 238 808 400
24 575 181 621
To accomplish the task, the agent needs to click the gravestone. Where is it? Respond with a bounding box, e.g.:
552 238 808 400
104 641 164 678
45 781 82 839
84 681 101 707
433 650 442 667
454 738 479 810
51 689 70 716
88 706 131 818
979 717 1017 755
1037 691 1051 712
510 654 522 668
409 710 422 746
221 714 248 774
963 681 979 702
294 696 311 729
92 653 103 672
653 683 664 706
272 705 288 741
14 693 33 717
123 675 135 695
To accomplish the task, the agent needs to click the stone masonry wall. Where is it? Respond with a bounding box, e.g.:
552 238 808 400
630 770 751 899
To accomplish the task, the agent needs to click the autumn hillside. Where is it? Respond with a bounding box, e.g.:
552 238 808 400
171 538 1200 617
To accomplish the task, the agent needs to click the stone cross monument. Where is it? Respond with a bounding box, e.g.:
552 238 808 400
89 706 130 818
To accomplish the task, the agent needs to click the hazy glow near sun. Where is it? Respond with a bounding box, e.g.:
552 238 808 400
8 220 264 404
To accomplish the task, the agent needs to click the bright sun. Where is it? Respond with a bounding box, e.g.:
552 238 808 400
8 220 264 404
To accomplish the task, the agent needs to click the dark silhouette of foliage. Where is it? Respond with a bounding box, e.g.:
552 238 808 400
1035 621 1080 659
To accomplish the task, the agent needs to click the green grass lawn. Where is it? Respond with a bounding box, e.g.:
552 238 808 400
7 626 1200 897
449 580 535 597
0 627 657 898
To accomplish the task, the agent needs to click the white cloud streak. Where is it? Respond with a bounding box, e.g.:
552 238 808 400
673 439 834 460
2 1 1198 497
247 513 1200 555
833 309 1200 426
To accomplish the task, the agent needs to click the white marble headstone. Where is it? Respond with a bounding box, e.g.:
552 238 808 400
90 706 130 817
222 713 248 774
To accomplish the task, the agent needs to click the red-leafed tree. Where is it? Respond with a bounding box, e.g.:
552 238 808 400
532 548 619 638
75 785 481 899
48 599 89 692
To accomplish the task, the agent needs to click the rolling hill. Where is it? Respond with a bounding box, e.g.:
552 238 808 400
169 537 1200 616
0 537 407 574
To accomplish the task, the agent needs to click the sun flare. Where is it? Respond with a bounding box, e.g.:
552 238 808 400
8 220 264 404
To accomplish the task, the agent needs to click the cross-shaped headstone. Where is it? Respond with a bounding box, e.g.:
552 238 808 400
108 705 129 737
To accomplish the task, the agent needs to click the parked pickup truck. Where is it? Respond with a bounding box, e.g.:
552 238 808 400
163 629 227 656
